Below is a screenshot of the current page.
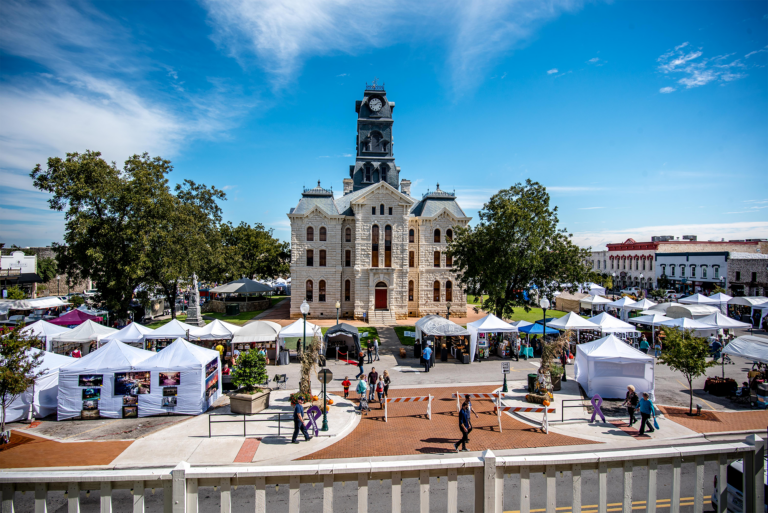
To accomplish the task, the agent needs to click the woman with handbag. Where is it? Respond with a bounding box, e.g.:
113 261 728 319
637 392 658 435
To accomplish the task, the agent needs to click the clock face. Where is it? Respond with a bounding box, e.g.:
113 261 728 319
369 98 383 112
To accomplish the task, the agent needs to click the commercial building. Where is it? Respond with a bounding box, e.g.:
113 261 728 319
654 251 768 296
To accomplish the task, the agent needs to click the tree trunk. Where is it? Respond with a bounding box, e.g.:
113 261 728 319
162 283 178 320
689 380 693 414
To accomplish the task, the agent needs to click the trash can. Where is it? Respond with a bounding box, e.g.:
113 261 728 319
527 373 538 392
226 303 240 316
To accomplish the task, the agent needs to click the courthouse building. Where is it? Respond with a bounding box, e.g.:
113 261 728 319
288 84 470 323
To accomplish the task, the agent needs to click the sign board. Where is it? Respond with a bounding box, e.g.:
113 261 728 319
317 369 334 384
361 332 368 338
501 362 510 374
404 331 415 337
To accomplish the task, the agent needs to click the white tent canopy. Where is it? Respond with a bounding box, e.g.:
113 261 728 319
625 299 657 311
657 317 716 336
646 302 678 314
144 319 197 340
0 296 69 312
696 312 752 330
279 318 321 347
189 319 241 341
709 293 732 314
1 349 74 423
587 312 638 333
509 320 533 329
57 340 155 420
210 278 273 294
77 305 109 317
574 334 655 400
17 320 72 351
467 314 516 363
679 293 719 305
727 296 768 307
547 312 598 331
102 323 155 347
51 320 118 353
134 338 222 416
607 297 636 321
628 313 673 342
231 321 282 343
722 335 768 364
665 304 720 320
579 295 612 309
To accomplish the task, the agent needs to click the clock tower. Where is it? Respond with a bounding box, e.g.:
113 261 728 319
350 79 400 192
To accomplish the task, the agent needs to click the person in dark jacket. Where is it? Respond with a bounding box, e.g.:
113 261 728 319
454 402 471 452
621 385 639 426
355 352 365 379
291 397 311 444
367 368 379 402
422 345 432 372
637 392 657 435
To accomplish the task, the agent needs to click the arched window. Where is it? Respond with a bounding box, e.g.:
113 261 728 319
319 227 326 241
702 266 707 279
306 250 314 267
371 225 379 268
306 280 313 302
642 259 646 271
345 280 351 301
635 258 639 271
433 281 440 302
383 225 392 267
446 229 453 241
434 251 440 268
345 227 351 242
306 226 314 241
345 250 351 267
446 281 453 302
409 251 414 267
671 264 676 276
319 250 326 267
611 260 614 270
690 265 695 278
380 204 385 216
434 229 441 243
623 259 626 270
408 280 414 301
409 229 414 243
714 266 720 279
649 259 653 271
446 253 452 267
681 265 686 278
661 265 666 276
319 280 326 302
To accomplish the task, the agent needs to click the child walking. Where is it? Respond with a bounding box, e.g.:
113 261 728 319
342 376 351 399
376 376 385 406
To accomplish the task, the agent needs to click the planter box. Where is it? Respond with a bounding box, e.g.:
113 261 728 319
230 390 271 414
550 374 562 391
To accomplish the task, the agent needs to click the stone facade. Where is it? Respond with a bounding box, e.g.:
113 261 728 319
727 252 768 297
288 85 471 322
0 246 91 297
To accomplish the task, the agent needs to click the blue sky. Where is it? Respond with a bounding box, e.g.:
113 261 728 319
1 0 766 250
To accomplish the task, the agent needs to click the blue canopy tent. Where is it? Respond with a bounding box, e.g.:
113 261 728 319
518 324 560 335
534 318 557 326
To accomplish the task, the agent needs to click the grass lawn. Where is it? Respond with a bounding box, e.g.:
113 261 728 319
320 326 379 348
145 296 289 329
507 307 568 323
145 314 208 329
393 326 416 346
466 294 488 306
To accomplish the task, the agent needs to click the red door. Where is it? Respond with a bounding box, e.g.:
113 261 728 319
375 289 387 309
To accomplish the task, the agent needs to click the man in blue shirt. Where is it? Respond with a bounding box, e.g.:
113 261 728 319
291 397 312 444
454 402 471 452
422 344 432 372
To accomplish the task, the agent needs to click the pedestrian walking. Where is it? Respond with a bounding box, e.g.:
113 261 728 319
342 376 351 399
356 378 367 401
355 351 365 379
464 394 479 438
639 336 650 354
513 338 520 361
367 343 373 364
376 377 385 406
653 341 662 358
560 349 569 382
373 337 380 361
367 367 379 402
291 397 312 444
621 385 639 426
637 392 658 435
454 401 471 452
422 345 432 372
383 370 391 397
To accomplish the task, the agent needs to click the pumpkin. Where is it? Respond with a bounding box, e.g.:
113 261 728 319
542 400 550 407
325 406 330 412
327 399 334 405
312 395 319 401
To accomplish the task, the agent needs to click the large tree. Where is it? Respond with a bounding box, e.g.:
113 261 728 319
659 327 716 414
220 222 290 280
448 179 595 319
0 327 43 434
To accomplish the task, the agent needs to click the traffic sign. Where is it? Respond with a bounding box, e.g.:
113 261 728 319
501 362 510 374
317 369 334 384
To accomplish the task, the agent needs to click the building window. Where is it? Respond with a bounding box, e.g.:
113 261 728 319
642 259 646 271
319 250 326 267
681 265 685 278
433 281 440 302
446 281 453 302
702 266 707 279
345 280 350 301
381 167 387 182
345 227 351 242
345 250 351 267
306 227 314 242
384 225 392 267
752 272 757 282
388 207 393 215
636 259 639 271
649 260 653 271
371 225 379 267
611 260 614 270
714 266 719 279
690 265 695 278
597 260 600 269
409 229 414 243
434 251 440 268
735 271 741 281
380 204 385 216
446 253 452 267
623 259 626 270
364 166 372 182
319 280 326 302
604 260 606 270
409 251 414 267
306 250 314 267
371 206 376 215
661 264 666 275
671 265 675 276
306 280 313 302
318 227 326 241
408 280 414 301
446 229 453 241
434 229 441 243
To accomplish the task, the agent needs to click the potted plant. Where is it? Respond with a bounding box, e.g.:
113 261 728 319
229 350 271 414
549 364 564 391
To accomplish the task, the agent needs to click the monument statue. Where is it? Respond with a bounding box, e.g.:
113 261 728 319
185 273 205 327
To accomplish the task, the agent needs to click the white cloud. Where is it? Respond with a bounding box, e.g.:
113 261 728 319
745 46 768 59
657 42 752 90
201 0 587 91
547 68 559 74
659 86 676 94
587 57 599 63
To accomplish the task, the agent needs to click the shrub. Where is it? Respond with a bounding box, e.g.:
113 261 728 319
231 349 268 394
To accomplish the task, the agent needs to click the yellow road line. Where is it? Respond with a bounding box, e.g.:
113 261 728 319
674 379 716 410
504 496 710 513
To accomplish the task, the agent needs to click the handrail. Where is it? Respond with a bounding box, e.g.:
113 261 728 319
560 398 589 422
208 412 289 438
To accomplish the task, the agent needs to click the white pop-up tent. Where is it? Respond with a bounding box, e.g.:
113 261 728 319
231 321 281 343
57 340 155 420
607 297 636 321
625 299 657 312
547 312 598 342
467 314 516 361
51 320 118 355
723 335 768 364
574 334 655 400
101 323 155 348
144 319 198 340
665 304 720 320
189 319 241 341
679 293 719 305
696 312 752 330
709 293 732 314
133 338 222 417
0 349 74 423
17 320 72 351
657 317 717 337
579 295 612 313
279 318 321 348
587 312 638 333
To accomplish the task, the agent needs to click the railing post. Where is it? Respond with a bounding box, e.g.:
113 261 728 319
419 469 430 513
646 459 657 513
358 473 368 513
391 471 402 513
520 466 530 513
597 461 607 513
254 477 266 513
171 462 188 513
571 464 582 513
34 483 46 513
132 481 144 513
474 467 483 513
323 474 333 513
745 434 765 513
220 478 232 513
545 464 556 513
670 457 681 512
2 483 15 513
186 479 198 513
100 482 112 513
716 454 727 513
67 482 80 513
694 455 705 513
163 481 172 513
288 476 300 513
447 468 458 513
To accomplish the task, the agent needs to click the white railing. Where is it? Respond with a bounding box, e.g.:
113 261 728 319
1 435 764 513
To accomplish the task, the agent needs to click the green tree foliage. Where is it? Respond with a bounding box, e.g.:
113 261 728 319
36 257 58 284
656 274 671 292
711 286 726 295
69 295 85 308
231 350 268 393
649 289 666 301
0 327 44 433
5 286 26 300
448 180 595 318
220 222 290 280
658 327 716 414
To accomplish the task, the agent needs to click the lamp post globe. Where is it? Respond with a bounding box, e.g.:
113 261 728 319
540 297 550 345
335 300 340 325
446 302 451 320
300 300 310 353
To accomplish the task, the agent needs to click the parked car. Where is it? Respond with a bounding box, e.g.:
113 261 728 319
666 291 685 300
712 456 767 512
620 287 641 295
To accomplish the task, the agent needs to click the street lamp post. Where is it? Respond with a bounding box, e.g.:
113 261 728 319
612 273 616 295
300 300 310 353
540 296 550 345
446 302 451 320
639 274 644 297
335 300 340 325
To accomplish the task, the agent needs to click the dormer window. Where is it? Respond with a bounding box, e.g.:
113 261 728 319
381 166 388 183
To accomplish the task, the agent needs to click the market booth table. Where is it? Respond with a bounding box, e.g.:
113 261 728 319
101 322 155 349
323 323 362 361
50 320 118 356
415 315 471 363
230 320 281 363
467 314 517 359
1 349 74 423
278 318 321 364
574 334 655 400
132 338 222 416
57 340 155 420
16 320 72 351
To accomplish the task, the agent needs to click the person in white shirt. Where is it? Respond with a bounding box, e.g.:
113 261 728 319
373 338 380 361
